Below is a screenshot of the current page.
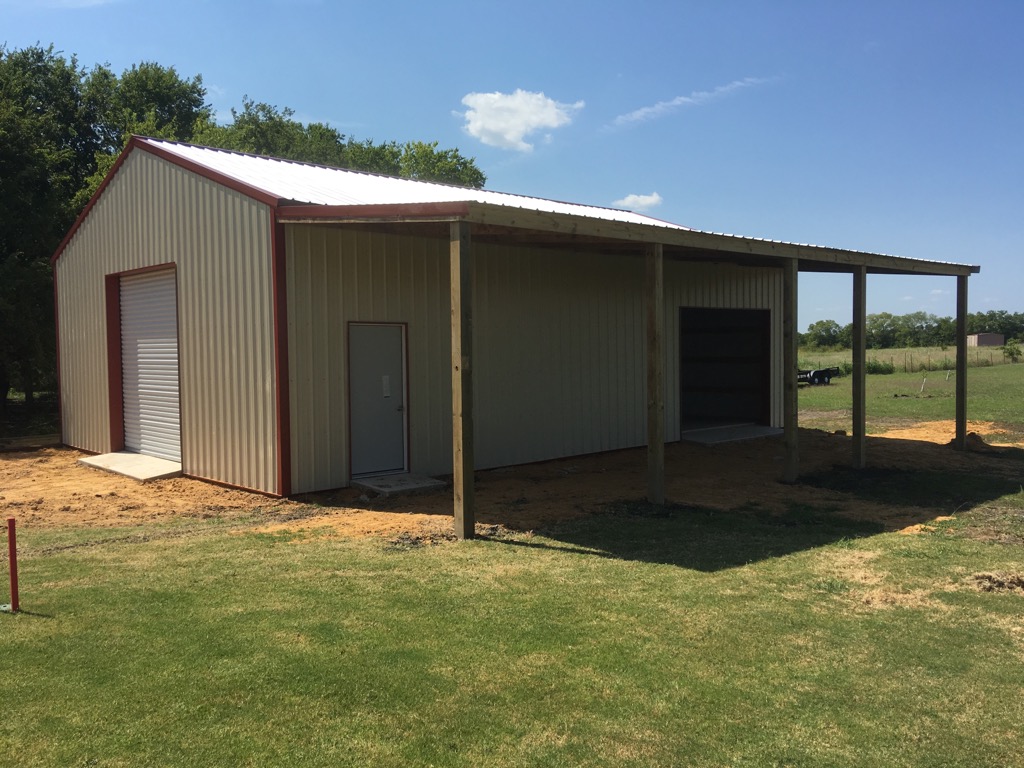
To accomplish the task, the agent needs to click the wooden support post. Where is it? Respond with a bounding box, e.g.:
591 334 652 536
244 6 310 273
450 221 475 539
852 266 867 468
954 274 968 450
646 243 665 505
782 258 799 482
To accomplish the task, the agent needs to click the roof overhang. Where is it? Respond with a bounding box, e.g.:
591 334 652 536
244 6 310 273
277 199 980 278
53 137 981 279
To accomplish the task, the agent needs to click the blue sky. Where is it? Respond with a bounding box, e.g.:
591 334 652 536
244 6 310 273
5 0 1022 331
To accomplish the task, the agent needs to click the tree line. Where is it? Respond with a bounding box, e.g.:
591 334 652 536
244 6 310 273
1 44 486 413
801 310 1024 350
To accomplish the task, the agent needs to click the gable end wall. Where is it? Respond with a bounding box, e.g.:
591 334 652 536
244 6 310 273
55 150 279 493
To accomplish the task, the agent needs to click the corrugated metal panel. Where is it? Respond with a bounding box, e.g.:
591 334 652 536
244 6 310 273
56 150 278 493
121 270 181 461
287 226 451 492
290 228 682 492
145 139 689 231
473 245 646 466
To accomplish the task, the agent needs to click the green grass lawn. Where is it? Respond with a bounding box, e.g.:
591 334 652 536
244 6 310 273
799 361 1024 441
3 485 1024 766
2 364 1022 766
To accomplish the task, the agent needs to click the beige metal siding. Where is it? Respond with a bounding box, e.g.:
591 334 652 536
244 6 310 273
287 227 783 493
473 245 647 467
55 150 278 493
287 226 452 492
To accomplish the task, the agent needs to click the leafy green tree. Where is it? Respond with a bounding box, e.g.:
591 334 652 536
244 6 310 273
928 315 955 348
74 62 211 210
967 310 1024 341
2 43 487 419
194 98 309 160
803 319 845 349
0 45 100 412
399 140 487 188
111 62 207 147
195 99 486 187
865 312 898 349
342 138 402 176
1002 338 1022 363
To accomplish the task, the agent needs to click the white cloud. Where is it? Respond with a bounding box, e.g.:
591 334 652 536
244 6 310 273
459 89 584 152
612 77 772 127
930 289 949 296
613 192 663 212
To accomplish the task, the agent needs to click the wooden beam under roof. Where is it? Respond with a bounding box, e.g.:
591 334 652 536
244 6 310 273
276 199 978 278
460 202 979 276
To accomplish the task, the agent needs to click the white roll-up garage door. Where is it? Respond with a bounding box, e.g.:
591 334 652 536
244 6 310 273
121 270 181 462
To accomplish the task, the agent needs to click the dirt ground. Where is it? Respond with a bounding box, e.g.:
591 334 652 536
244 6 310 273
1 420 1021 540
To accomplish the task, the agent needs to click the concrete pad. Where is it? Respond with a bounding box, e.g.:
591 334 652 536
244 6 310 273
681 424 784 445
79 451 182 481
353 473 446 496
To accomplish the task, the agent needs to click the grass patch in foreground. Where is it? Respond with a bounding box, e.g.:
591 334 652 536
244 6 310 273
2 502 1024 767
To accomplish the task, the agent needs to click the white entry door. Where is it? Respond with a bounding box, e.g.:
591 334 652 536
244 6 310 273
120 270 181 462
349 324 407 476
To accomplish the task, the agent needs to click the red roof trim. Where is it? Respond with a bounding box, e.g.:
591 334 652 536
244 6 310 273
275 201 470 222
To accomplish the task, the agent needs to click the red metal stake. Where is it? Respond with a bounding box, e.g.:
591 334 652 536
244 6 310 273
6 518 18 613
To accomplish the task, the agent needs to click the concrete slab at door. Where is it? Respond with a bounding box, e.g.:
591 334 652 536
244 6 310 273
349 324 407 476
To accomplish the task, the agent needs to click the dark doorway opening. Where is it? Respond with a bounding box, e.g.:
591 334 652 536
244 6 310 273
679 308 771 429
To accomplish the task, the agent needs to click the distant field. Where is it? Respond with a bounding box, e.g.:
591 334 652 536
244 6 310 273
799 360 1024 441
800 344 1011 373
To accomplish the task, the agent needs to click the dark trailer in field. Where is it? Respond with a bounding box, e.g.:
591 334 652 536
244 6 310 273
52 137 980 537
798 366 841 386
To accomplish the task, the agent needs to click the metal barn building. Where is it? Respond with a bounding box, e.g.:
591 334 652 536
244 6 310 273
967 333 1005 347
53 138 979 537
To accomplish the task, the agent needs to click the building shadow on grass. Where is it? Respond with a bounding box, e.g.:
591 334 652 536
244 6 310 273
799 464 1024 510
489 500 887 572
294 429 1023 571
488 461 1023 572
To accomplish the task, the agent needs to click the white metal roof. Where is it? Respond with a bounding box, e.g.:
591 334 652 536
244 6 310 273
141 138 690 231
133 138 977 276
